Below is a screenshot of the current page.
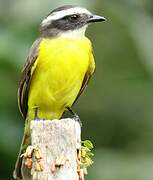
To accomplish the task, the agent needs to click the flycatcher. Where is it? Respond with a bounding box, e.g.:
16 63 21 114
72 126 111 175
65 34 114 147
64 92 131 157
14 5 105 179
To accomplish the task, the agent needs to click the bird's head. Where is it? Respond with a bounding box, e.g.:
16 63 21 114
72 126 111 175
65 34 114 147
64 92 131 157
40 5 106 38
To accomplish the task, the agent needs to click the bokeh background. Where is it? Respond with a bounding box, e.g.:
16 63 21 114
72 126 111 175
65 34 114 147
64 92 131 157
1 0 153 179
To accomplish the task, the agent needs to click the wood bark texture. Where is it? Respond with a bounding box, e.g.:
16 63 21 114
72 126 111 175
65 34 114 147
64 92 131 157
22 118 81 180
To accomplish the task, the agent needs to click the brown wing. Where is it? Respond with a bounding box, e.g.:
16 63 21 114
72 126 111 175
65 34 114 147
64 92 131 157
73 53 95 105
18 38 41 119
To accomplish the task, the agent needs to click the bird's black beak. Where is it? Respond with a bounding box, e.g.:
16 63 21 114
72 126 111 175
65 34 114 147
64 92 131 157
88 14 106 23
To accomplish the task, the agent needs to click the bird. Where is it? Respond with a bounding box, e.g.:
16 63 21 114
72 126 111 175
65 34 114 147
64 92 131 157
13 5 105 179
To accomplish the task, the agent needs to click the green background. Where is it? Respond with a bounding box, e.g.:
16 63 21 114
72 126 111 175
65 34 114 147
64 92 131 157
1 0 153 179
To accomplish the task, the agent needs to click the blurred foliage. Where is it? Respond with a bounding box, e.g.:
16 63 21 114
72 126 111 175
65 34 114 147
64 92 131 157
0 0 153 179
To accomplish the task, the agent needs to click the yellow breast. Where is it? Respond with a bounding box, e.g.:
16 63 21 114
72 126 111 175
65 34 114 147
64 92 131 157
28 37 93 120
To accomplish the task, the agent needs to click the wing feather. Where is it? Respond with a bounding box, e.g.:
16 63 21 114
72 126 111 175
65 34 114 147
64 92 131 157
18 38 41 118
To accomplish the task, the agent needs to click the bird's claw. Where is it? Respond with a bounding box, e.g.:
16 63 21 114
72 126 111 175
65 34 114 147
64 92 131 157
67 107 82 127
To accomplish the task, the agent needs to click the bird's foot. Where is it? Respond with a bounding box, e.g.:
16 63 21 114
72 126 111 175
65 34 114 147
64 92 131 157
34 117 41 121
67 107 82 127
32 105 40 120
73 114 82 127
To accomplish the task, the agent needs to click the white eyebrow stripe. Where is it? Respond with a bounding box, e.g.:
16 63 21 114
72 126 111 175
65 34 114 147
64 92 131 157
42 7 91 25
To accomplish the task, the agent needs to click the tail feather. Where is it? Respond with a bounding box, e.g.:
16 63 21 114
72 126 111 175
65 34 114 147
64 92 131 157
13 133 30 179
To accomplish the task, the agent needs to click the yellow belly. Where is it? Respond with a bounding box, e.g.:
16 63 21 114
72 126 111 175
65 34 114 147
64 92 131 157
27 37 92 120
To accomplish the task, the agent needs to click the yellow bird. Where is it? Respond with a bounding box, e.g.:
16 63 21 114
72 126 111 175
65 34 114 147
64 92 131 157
14 5 105 179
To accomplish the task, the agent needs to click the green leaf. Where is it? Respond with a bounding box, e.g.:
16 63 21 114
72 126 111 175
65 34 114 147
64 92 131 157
87 152 94 157
82 140 94 149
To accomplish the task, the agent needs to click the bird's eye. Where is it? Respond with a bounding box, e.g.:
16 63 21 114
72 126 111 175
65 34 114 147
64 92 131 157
67 14 80 21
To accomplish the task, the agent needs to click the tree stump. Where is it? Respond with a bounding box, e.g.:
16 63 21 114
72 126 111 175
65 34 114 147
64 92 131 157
21 118 81 180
